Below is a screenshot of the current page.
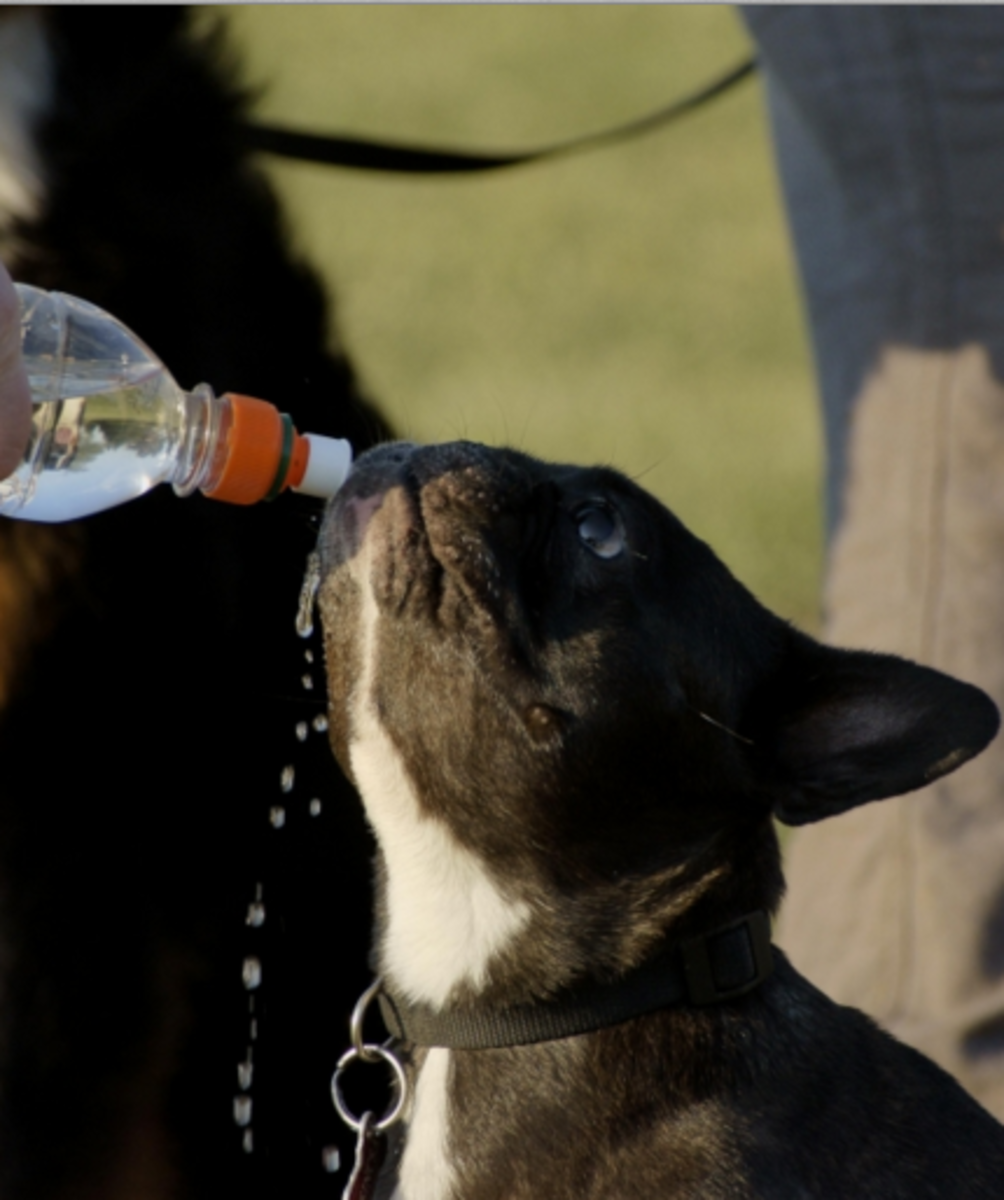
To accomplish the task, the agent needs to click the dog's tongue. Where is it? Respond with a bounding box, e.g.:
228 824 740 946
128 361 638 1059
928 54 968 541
321 442 418 567
345 492 387 545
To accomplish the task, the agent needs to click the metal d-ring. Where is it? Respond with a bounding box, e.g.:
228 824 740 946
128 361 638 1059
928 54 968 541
349 976 385 1062
331 1042 408 1133
332 977 409 1133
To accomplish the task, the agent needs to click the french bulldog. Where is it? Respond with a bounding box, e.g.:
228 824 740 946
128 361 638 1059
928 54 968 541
317 440 1004 1199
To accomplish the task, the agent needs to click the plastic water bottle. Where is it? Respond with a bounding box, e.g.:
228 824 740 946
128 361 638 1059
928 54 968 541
0 284 353 522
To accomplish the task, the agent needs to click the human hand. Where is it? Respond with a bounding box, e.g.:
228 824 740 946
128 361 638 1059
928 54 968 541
0 261 32 479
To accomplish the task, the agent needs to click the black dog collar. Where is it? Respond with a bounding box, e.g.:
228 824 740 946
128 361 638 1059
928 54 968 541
377 910 773 1051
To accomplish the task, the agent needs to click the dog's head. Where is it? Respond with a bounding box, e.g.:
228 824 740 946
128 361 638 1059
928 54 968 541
316 441 999 1004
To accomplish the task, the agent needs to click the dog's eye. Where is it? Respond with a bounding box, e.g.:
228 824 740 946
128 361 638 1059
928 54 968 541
576 505 625 559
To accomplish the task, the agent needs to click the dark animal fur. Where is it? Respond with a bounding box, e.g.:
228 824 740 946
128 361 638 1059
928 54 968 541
318 441 1004 1198
0 9 386 1199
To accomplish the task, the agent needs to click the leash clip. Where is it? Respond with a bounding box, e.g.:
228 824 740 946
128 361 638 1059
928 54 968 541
331 977 409 1134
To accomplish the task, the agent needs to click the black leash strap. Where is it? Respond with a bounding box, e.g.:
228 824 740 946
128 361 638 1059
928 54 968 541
244 57 756 175
378 911 773 1050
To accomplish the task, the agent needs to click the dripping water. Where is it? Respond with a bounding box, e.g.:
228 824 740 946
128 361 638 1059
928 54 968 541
296 551 321 638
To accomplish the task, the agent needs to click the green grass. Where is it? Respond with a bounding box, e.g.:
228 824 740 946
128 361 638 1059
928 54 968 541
209 6 823 630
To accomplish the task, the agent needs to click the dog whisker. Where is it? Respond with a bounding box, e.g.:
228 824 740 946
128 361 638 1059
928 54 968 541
629 456 669 484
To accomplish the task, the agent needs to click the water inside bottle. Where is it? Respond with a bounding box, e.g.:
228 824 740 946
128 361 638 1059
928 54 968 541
0 362 186 521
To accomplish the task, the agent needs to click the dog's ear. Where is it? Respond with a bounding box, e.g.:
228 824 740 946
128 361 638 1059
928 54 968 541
762 637 1000 826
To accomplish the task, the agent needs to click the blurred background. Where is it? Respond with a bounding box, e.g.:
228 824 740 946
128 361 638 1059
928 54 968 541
209 5 822 630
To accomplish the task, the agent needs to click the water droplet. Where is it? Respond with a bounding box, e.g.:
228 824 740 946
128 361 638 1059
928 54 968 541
312 714 329 733
238 1060 253 1090
309 799 322 817
301 674 314 691
269 806 286 829
295 721 309 742
242 957 262 990
322 1146 341 1174
248 995 256 1014
233 1096 252 1127
250 1018 258 1041
243 1129 254 1154
255 882 263 902
304 648 315 664
281 765 295 793
296 552 321 638
246 902 266 928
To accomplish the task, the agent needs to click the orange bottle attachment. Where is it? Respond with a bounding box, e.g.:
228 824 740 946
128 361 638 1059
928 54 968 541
175 390 353 506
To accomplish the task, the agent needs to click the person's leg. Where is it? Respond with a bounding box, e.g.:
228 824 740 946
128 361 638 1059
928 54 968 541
744 5 1004 1116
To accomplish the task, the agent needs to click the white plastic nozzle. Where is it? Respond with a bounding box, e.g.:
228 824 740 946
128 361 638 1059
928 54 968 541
295 435 353 499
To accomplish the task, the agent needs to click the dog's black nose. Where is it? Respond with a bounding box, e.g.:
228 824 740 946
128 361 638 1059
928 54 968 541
409 441 502 487
332 440 418 507
347 441 418 485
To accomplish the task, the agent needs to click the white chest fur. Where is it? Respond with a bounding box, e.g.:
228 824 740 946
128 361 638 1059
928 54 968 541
347 551 531 1011
389 1049 455 1200
346 543 532 1198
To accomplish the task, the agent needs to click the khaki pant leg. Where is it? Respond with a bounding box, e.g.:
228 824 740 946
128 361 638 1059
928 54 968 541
779 344 1004 1116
